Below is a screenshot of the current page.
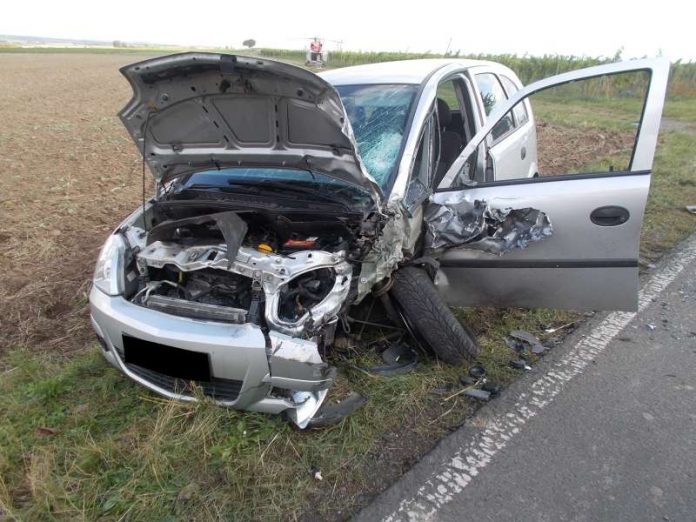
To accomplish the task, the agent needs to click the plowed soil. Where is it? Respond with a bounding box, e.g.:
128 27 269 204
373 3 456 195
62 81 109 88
0 54 151 355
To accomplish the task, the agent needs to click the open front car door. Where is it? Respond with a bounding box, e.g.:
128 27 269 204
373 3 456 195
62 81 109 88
431 59 669 311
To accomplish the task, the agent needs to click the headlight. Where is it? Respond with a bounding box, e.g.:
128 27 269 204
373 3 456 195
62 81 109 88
93 233 126 296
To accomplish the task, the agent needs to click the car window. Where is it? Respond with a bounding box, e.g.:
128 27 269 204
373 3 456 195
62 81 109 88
436 80 461 110
336 84 418 191
475 73 514 141
500 75 529 126
453 69 651 185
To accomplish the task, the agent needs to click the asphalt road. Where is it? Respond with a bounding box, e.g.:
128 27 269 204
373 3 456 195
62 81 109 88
358 233 696 522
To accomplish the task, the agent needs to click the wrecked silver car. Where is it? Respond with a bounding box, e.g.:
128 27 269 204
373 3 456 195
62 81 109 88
89 53 668 427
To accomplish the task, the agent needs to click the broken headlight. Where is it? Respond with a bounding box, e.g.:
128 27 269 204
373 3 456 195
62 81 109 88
92 233 126 296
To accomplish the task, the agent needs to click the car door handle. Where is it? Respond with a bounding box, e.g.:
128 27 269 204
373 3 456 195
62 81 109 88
590 206 630 226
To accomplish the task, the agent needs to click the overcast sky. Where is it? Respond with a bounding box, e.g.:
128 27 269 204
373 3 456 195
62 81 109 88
3 0 694 60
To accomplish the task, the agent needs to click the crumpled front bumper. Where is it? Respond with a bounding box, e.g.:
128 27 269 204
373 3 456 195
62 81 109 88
89 287 333 427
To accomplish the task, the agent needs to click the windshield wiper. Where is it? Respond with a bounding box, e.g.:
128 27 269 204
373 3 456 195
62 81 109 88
180 183 262 194
225 179 353 208
173 181 352 209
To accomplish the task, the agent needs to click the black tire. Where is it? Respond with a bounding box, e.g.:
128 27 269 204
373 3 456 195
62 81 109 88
390 266 480 364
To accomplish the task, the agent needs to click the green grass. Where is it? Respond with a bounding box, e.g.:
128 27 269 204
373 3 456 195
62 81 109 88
0 305 577 520
662 98 696 123
641 131 696 261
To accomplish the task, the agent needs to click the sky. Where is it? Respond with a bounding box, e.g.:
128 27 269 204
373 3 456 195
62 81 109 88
2 0 694 60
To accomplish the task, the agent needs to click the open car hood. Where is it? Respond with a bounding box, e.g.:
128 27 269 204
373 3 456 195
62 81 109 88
119 53 382 202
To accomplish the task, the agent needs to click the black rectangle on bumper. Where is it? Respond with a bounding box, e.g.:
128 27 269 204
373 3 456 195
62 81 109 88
123 334 211 382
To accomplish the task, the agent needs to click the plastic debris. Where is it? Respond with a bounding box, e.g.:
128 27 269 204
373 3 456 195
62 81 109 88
459 375 475 387
364 341 419 375
646 324 656 331
431 383 455 395
468 365 486 379
309 466 323 481
510 359 532 371
505 337 527 353
307 392 368 428
686 205 696 214
464 389 491 401
509 330 548 354
481 382 502 397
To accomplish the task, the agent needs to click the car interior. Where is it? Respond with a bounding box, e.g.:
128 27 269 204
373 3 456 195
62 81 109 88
433 77 477 185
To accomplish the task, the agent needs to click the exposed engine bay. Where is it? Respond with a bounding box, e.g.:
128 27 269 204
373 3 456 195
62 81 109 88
124 205 369 340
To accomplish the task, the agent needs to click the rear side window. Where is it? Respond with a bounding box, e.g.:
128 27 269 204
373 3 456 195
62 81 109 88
500 75 529 126
475 73 514 140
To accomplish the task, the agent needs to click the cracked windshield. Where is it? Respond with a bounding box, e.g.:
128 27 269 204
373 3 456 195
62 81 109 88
337 84 418 190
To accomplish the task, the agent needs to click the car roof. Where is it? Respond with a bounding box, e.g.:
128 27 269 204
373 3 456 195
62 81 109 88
319 58 495 85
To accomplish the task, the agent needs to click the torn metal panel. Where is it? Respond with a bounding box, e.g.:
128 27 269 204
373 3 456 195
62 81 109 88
424 198 553 255
356 203 407 300
268 332 336 392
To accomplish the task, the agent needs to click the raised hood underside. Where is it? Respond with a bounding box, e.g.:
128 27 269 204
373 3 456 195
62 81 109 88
119 52 381 200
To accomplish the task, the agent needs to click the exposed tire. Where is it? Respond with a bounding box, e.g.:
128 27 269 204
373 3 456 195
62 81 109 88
390 266 480 364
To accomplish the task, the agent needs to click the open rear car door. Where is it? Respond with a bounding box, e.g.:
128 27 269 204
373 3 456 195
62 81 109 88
433 59 669 311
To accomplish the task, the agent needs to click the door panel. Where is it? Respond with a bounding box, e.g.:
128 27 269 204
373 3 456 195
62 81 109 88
432 59 669 311
434 172 649 310
489 119 537 180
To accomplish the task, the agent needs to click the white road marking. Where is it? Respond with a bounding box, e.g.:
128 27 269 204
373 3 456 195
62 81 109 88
385 235 696 522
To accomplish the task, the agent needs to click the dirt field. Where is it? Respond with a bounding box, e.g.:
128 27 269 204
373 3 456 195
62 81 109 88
0 54 156 355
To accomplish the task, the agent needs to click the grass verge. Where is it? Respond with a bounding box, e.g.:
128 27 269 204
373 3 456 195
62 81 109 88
1 308 577 520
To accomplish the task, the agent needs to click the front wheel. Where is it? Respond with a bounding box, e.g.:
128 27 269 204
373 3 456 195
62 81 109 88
390 266 480 364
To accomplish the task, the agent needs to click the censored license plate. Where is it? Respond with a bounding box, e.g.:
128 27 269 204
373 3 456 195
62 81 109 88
123 335 211 382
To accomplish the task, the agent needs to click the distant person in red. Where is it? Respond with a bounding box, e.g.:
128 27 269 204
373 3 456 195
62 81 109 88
310 38 323 62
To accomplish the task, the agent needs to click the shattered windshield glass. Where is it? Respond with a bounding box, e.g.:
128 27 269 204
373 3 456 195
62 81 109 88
336 84 417 190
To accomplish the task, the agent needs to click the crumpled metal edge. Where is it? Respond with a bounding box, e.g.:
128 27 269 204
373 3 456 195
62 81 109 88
424 198 553 255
